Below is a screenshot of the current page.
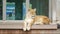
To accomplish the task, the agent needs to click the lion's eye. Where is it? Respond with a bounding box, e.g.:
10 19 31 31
32 16 35 18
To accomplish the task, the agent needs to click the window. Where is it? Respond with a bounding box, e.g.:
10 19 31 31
0 0 2 20
2 0 52 21
30 0 49 17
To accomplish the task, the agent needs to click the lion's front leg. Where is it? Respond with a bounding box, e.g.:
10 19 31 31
27 23 31 31
27 21 34 31
23 21 27 31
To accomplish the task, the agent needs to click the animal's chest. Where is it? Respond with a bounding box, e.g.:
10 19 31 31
25 15 34 22
25 18 33 23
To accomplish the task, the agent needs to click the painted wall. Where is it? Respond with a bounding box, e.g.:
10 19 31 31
56 0 60 24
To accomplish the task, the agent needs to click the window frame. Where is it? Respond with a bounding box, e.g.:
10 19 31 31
0 0 57 29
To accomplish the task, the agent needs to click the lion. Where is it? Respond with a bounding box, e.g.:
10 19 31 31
23 8 51 31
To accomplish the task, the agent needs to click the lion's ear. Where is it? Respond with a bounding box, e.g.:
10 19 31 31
34 8 36 11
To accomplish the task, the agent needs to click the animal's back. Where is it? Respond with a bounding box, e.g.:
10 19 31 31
33 15 51 24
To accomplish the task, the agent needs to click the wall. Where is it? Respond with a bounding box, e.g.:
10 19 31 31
56 0 60 24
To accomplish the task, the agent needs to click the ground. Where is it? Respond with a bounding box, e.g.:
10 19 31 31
0 29 60 34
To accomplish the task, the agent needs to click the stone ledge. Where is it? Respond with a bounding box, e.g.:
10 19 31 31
31 24 57 29
0 23 57 29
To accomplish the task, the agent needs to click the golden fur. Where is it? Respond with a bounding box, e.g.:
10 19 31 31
23 8 51 31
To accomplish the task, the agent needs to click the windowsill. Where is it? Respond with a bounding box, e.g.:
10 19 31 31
0 20 24 29
0 20 57 29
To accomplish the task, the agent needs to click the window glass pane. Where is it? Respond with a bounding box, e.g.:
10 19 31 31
0 0 2 20
23 0 26 20
6 0 26 20
30 0 49 17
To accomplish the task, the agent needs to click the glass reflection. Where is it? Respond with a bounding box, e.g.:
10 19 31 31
6 0 24 20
